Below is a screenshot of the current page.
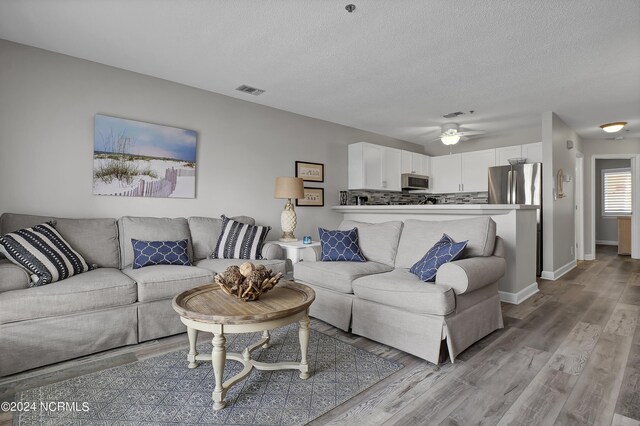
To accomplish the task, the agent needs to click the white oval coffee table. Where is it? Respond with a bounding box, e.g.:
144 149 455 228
172 281 315 410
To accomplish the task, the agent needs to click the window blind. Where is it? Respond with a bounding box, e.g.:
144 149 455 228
603 168 632 215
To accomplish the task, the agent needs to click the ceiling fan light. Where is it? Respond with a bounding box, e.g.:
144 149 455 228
441 134 461 145
600 122 627 133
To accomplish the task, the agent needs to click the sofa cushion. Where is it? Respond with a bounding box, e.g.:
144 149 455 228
339 220 402 267
0 213 120 268
195 258 287 276
0 259 30 292
122 265 213 302
319 228 366 262
294 261 392 294
395 217 496 269
352 269 455 316
211 216 271 260
0 268 136 324
410 234 467 282
0 223 93 286
188 216 255 261
118 217 192 268
132 239 191 269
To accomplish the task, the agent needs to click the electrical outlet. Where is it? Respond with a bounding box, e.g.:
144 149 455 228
570 245 575 255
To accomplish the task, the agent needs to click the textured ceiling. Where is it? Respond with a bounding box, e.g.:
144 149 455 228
0 0 638 146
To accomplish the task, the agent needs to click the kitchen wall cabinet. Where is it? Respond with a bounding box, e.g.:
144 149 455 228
431 154 462 193
495 145 523 166
349 142 402 191
401 151 430 175
349 141 541 195
462 149 495 192
522 142 543 163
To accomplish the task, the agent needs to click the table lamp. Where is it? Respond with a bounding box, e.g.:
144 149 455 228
274 177 304 242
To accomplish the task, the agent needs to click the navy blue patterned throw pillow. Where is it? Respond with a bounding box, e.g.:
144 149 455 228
132 239 191 269
410 234 468 282
319 227 366 262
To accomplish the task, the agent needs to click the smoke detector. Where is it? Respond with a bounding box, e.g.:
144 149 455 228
236 85 265 96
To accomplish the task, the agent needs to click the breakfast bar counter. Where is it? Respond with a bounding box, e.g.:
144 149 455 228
332 204 539 304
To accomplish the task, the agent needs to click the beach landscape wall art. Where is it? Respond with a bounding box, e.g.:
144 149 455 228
93 114 197 198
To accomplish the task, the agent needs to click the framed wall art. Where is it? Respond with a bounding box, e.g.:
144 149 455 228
93 114 197 198
296 187 324 207
295 161 324 183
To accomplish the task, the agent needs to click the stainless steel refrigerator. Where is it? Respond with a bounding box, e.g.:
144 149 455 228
488 163 543 276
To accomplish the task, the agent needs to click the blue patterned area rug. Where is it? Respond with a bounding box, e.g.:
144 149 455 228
16 324 402 425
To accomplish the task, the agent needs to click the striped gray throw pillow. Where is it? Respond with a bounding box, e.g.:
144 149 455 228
211 215 271 260
0 222 92 286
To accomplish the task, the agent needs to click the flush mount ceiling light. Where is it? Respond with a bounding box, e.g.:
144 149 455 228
600 122 627 133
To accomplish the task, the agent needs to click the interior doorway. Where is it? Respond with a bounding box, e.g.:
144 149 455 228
590 154 640 259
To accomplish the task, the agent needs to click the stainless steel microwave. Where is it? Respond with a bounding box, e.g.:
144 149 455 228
401 173 430 190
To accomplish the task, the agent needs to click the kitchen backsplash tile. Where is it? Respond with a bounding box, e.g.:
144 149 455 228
345 190 488 205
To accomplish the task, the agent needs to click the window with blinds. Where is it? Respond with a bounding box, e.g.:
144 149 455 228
602 168 632 216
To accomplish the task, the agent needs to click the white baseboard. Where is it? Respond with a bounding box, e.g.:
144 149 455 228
584 253 595 260
499 282 539 305
541 260 577 280
596 240 618 246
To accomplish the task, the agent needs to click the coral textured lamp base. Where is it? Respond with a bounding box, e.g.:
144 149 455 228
280 199 298 242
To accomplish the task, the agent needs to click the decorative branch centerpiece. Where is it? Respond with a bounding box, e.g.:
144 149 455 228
215 262 283 302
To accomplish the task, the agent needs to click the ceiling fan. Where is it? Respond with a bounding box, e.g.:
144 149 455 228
432 123 485 145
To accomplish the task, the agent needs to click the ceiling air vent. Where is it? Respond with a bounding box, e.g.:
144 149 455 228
443 111 464 119
236 85 265 96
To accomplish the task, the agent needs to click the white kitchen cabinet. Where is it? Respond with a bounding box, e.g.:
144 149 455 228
383 148 402 191
430 154 462 193
461 149 495 192
401 150 431 178
522 142 543 163
348 142 401 191
401 151 427 174
421 155 431 177
495 145 522 166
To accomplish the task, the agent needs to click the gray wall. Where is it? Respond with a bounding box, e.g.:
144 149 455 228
595 159 631 244
582 138 640 257
541 112 583 274
0 39 425 238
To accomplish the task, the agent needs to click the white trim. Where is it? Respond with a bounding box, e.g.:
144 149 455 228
584 253 595 260
499 282 539 305
540 259 577 280
575 153 584 261
595 240 618 246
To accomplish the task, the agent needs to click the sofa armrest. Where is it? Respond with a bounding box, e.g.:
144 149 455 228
262 242 284 260
301 245 322 262
0 260 31 292
435 256 506 295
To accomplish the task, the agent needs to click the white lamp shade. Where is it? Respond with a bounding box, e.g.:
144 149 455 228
274 177 304 199
441 134 461 145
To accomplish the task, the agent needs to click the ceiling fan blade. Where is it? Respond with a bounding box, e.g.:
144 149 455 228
459 130 485 136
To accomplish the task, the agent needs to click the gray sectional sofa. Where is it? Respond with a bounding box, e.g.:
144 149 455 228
294 217 506 364
0 213 285 377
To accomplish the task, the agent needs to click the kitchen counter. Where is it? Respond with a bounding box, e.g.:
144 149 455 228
333 204 539 215
332 203 539 305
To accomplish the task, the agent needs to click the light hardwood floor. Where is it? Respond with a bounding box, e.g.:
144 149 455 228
1 246 639 425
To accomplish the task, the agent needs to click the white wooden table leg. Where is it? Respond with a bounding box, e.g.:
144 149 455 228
211 333 227 410
299 315 310 379
187 327 199 369
262 330 271 348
